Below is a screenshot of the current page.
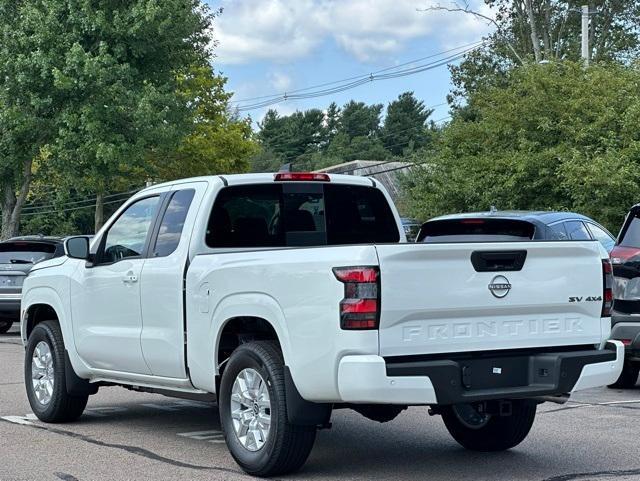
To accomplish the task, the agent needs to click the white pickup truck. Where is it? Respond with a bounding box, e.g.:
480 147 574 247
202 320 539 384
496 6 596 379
21 173 623 476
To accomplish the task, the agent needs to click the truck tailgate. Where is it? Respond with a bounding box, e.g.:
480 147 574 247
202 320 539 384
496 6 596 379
376 241 605 357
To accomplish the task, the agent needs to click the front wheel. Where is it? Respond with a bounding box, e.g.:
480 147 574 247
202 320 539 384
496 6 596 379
25 321 88 423
0 320 12 334
608 362 639 389
219 341 316 477
441 400 537 452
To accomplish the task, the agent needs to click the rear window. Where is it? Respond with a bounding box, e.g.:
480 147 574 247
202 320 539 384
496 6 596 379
0 242 56 264
619 214 640 248
206 183 399 248
417 218 535 243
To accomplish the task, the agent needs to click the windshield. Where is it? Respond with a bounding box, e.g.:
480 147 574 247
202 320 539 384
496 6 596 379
0 242 56 264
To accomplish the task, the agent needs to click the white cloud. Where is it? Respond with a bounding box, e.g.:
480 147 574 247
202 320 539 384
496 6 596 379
268 71 293 91
213 0 494 64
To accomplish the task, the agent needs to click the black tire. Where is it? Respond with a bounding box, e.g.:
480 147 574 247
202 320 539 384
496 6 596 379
0 320 12 334
607 362 639 389
25 321 88 423
441 400 537 452
219 341 316 477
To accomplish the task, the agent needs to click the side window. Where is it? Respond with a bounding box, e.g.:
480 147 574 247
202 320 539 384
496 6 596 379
207 185 282 248
586 223 615 252
152 189 195 257
548 222 568 240
101 196 160 264
565 221 591 240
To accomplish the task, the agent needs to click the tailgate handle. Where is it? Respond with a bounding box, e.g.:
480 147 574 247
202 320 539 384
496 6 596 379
471 250 527 272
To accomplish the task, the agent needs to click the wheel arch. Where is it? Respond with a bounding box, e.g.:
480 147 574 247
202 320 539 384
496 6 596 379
21 287 68 342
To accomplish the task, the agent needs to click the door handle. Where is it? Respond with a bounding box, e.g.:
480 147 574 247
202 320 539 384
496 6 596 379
122 272 138 284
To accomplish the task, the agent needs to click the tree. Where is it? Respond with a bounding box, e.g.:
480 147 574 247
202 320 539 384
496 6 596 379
148 65 257 181
0 2 57 239
324 102 342 148
382 92 434 155
425 1 640 103
256 108 326 167
401 62 640 232
5 0 215 233
340 101 383 139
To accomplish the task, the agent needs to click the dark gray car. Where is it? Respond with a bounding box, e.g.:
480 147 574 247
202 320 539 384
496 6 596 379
0 237 64 333
416 210 615 252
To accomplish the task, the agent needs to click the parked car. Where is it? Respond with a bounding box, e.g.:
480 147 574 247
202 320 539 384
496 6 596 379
400 217 421 241
21 174 623 476
608 204 640 388
416 210 615 252
0 236 64 334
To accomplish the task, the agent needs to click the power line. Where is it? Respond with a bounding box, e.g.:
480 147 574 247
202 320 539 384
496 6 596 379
234 43 486 112
21 196 130 217
23 188 139 212
230 40 485 105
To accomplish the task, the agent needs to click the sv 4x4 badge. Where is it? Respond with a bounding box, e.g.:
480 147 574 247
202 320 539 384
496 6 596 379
569 296 602 302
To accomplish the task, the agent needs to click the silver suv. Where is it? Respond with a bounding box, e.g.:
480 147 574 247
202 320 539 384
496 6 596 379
0 237 64 333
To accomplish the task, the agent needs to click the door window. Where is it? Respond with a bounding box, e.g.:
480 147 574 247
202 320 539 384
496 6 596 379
153 190 195 257
100 196 160 263
564 221 591 241
547 222 569 240
586 223 615 252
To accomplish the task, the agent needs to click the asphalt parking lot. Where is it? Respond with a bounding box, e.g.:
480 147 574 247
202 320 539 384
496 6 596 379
2 326 640 481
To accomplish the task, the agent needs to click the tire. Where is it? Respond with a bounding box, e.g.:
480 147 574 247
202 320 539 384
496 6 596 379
25 321 88 423
608 362 640 389
0 321 12 334
441 400 537 452
219 341 317 477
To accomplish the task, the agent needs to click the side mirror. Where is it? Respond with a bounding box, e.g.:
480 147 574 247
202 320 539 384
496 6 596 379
64 236 90 260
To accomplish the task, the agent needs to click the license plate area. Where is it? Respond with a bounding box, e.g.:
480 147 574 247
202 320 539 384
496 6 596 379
460 356 530 390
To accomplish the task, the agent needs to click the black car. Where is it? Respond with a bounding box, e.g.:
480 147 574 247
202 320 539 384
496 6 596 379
0 236 65 334
609 205 640 388
416 210 615 252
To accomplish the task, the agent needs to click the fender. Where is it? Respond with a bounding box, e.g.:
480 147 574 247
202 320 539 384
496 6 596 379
22 286 91 380
187 291 292 393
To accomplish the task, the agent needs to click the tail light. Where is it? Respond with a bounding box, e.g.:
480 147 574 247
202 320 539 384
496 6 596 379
602 259 613 317
610 245 640 265
333 266 380 330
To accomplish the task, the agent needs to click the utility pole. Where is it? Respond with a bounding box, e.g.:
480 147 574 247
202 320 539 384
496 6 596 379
581 5 590 66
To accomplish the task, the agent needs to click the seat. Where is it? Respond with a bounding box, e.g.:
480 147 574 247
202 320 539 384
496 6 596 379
232 217 270 246
287 210 316 232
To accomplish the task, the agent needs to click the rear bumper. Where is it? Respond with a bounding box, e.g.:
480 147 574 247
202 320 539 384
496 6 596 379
336 342 624 405
610 313 640 359
0 295 21 321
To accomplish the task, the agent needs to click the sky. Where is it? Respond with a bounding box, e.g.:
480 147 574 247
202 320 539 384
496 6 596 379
206 0 494 125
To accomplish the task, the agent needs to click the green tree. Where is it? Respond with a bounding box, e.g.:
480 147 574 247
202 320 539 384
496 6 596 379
427 1 640 103
256 108 325 167
149 65 257 181
402 62 640 231
340 101 383 139
0 2 57 239
7 0 215 233
382 92 434 155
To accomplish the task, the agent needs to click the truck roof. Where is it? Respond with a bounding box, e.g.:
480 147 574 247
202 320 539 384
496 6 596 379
138 172 378 194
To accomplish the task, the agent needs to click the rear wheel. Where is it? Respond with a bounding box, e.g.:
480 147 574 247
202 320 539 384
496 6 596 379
441 400 537 452
0 321 12 334
608 362 639 389
25 321 88 422
219 341 316 477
